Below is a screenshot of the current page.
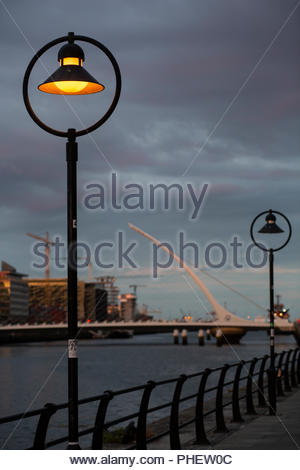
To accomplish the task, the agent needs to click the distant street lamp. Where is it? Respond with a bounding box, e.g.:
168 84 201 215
23 32 121 448
250 209 292 415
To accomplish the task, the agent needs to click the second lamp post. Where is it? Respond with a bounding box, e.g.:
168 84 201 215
250 209 292 415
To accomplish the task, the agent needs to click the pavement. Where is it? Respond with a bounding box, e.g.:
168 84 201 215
48 390 300 450
185 389 300 450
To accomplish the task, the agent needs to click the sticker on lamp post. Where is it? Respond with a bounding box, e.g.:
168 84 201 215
68 339 78 358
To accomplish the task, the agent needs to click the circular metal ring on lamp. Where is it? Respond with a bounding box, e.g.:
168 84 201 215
23 34 121 138
250 210 292 253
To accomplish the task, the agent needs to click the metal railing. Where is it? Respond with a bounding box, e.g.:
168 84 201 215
0 347 299 450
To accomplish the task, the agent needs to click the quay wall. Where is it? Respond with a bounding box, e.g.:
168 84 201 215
0 320 297 344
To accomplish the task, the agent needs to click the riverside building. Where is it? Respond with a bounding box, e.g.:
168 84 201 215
119 293 136 322
84 282 107 322
27 278 86 322
0 262 29 322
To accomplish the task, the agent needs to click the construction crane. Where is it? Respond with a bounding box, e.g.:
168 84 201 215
129 284 146 296
80 258 93 281
26 232 55 279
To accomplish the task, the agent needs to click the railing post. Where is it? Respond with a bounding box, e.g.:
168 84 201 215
194 368 211 445
283 349 292 392
215 364 229 433
232 361 244 422
290 349 298 388
136 381 156 450
246 358 257 415
32 403 57 449
297 348 300 384
276 351 286 397
257 355 268 407
169 374 187 450
91 391 114 450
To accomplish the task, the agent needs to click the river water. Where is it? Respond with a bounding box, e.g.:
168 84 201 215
0 331 296 449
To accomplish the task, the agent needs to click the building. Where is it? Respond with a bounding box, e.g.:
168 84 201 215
95 276 119 305
95 276 120 321
119 293 136 322
28 278 86 322
0 262 29 322
85 282 107 322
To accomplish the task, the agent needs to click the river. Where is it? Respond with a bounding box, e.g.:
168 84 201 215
0 331 296 449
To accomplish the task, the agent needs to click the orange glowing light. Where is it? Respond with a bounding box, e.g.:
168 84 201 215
38 80 104 95
59 57 83 66
38 46 104 95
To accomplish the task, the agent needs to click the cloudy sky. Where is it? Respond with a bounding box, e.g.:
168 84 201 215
0 0 299 319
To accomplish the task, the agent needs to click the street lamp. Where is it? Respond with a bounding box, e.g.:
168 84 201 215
23 32 121 449
250 209 292 415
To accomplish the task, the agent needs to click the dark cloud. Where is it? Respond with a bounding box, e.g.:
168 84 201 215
0 0 299 317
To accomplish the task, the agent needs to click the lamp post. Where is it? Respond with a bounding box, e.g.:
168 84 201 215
250 209 292 415
23 32 121 449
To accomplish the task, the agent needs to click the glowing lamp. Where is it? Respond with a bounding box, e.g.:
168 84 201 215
38 42 104 95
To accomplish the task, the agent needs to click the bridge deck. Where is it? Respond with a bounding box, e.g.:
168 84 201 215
0 320 295 331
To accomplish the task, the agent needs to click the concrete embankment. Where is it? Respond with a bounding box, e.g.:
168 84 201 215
0 323 200 344
0 320 299 344
0 325 158 343
0 325 80 343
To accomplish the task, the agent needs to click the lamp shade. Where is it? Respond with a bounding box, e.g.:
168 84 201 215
258 210 284 234
38 42 104 95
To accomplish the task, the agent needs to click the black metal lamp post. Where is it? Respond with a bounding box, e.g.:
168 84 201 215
23 32 121 449
250 209 292 415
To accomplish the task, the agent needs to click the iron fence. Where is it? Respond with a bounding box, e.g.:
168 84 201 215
0 347 299 450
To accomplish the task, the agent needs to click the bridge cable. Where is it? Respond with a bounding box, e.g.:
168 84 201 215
197 268 267 313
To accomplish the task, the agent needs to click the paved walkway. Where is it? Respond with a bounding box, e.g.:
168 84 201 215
208 389 300 450
147 389 300 450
